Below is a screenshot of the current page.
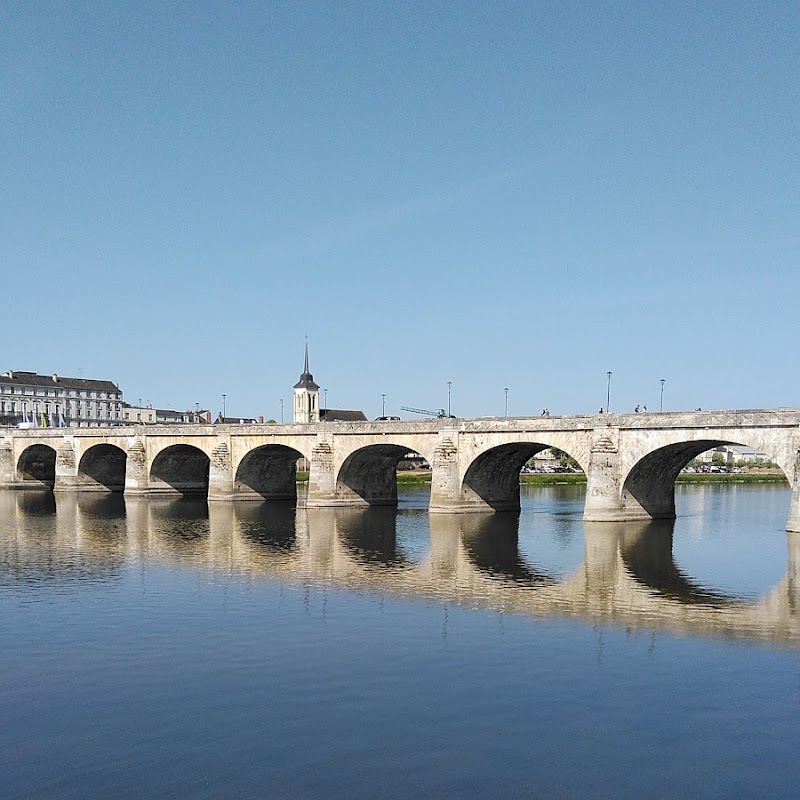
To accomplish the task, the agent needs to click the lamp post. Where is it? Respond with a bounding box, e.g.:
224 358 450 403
222 394 226 418
447 381 452 418
381 393 386 416
660 378 666 412
195 402 199 423
504 387 509 417
280 398 284 423
606 371 612 413
323 388 328 412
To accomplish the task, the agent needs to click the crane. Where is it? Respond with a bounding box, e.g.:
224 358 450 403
401 406 455 419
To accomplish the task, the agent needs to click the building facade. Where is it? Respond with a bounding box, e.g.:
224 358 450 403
122 407 212 424
0 370 123 427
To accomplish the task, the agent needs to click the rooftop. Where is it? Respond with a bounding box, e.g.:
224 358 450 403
1 370 120 393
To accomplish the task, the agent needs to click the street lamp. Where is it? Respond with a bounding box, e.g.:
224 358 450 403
280 398 284 423
660 379 666 412
323 388 328 412
381 393 386 417
606 371 612 413
222 393 226 418
447 381 452 418
504 387 509 417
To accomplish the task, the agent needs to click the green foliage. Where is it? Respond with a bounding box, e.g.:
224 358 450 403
549 448 579 468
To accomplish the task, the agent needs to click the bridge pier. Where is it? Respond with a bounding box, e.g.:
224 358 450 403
207 441 235 501
0 439 14 489
123 439 149 496
584 427 636 521
305 438 347 507
787 453 800 533
429 430 485 513
53 440 79 492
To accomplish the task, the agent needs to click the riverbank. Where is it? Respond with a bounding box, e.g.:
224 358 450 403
297 471 788 486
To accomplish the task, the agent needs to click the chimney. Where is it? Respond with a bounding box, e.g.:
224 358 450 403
52 374 58 383
258 415 264 424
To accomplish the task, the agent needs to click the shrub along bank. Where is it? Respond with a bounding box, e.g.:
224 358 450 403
296 471 787 486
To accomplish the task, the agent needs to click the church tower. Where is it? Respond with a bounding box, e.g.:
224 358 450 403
293 340 320 423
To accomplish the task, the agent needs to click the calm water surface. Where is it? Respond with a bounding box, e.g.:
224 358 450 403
1 484 798 799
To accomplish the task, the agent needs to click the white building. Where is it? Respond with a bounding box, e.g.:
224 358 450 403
122 406 157 424
0 370 123 427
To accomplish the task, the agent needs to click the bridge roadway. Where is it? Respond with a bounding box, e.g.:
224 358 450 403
2 409 800 530
3 492 799 646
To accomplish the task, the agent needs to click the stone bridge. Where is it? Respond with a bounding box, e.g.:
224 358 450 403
1 409 799 530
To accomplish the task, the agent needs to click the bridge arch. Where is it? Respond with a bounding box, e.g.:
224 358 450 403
619 434 791 521
461 441 588 512
78 444 127 492
150 444 210 497
335 443 430 506
234 444 305 501
17 444 57 488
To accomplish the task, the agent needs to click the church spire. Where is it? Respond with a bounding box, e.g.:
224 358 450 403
293 337 320 423
293 337 319 391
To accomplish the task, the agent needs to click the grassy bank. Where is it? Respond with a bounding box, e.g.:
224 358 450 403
297 471 787 486
674 472 787 485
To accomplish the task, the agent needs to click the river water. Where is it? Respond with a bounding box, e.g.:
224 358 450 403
1 483 798 799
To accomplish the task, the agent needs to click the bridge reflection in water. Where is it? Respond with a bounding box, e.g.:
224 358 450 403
1 491 798 646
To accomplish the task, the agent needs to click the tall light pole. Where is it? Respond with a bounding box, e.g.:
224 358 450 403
606 371 612 413
660 378 666 412
323 388 328 412
381 393 386 416
280 398 284 423
504 387 509 417
195 401 199 423
447 381 452 418
222 394 226 418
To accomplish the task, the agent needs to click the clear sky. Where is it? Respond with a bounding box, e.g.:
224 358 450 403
2 1 798 420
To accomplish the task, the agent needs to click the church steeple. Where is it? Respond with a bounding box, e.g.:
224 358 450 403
293 338 320 423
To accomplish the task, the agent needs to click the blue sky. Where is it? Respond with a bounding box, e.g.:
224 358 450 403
2 1 798 419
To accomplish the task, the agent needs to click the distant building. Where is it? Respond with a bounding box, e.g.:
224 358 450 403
122 406 211 424
122 406 157 424
696 445 771 464
154 409 211 424
292 342 365 423
0 370 123 427
214 414 261 424
320 408 367 422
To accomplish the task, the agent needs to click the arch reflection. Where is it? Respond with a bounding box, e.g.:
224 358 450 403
619 520 741 607
0 498 798 645
335 507 410 568
459 512 557 586
234 501 298 555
